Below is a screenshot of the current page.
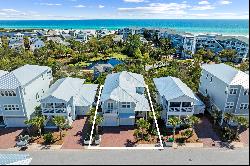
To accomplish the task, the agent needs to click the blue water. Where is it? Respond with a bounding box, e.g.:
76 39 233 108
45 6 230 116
0 19 249 36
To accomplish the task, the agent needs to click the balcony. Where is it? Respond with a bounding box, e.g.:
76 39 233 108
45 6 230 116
42 108 67 114
169 107 193 112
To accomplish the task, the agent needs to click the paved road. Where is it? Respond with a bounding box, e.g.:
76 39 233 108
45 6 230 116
0 148 249 165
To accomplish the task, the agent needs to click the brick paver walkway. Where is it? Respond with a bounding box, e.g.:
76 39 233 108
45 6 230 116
239 128 249 146
100 126 136 147
195 117 221 148
0 128 23 149
61 116 88 149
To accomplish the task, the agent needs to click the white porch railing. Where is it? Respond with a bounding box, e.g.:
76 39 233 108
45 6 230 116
169 107 193 112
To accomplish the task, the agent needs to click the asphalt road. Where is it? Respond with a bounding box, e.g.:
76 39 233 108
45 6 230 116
0 148 249 165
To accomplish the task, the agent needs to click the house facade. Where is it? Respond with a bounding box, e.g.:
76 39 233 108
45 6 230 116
199 63 249 121
40 77 98 128
100 71 150 126
30 38 45 51
0 65 52 127
153 77 205 126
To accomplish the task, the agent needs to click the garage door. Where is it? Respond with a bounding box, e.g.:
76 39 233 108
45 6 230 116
5 117 26 127
103 116 118 126
119 118 134 126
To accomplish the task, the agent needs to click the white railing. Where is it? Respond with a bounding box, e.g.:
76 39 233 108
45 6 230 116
169 107 193 112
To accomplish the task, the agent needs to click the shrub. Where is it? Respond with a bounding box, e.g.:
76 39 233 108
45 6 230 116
176 137 186 143
181 129 193 139
43 132 54 144
168 137 174 142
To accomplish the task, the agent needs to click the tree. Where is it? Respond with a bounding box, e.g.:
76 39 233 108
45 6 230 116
223 112 234 124
210 108 221 125
52 116 66 140
87 108 103 135
186 115 200 133
24 115 45 137
123 34 143 57
168 116 182 141
134 118 150 141
219 49 237 62
232 116 248 139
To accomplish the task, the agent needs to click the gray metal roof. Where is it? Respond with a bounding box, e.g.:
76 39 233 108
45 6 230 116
0 153 32 165
0 65 50 89
202 63 249 89
100 71 150 111
94 63 114 72
153 76 200 102
41 77 98 106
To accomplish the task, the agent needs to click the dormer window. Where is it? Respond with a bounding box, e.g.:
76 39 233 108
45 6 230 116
229 88 237 95
244 90 249 96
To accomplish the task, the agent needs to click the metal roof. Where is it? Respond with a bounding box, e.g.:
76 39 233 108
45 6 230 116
100 71 150 112
41 77 98 106
0 153 32 165
153 76 200 102
202 63 249 89
0 65 50 89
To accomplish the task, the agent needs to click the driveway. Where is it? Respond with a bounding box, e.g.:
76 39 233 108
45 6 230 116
61 116 88 149
194 116 221 148
239 128 249 146
0 128 23 149
100 126 136 147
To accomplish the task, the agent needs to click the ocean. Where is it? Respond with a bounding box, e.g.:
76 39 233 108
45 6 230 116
0 19 249 36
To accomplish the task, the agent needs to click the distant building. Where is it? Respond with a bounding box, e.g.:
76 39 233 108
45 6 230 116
29 38 45 51
93 63 114 79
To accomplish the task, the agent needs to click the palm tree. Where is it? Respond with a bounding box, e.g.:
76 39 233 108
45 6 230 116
135 118 150 141
24 115 45 137
224 112 234 125
210 109 221 125
53 116 66 140
186 115 200 133
232 116 249 139
168 117 182 141
87 108 103 135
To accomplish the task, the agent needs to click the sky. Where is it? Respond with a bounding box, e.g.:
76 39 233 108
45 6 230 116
0 0 249 20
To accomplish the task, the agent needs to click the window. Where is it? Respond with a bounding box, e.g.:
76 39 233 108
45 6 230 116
210 77 213 82
107 102 114 109
240 103 249 110
225 102 234 109
205 89 208 94
244 90 249 96
121 102 131 108
229 88 237 95
3 105 20 111
0 90 16 97
206 74 209 79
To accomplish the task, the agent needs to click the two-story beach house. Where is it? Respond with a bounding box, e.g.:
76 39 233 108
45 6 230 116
29 38 45 51
40 77 98 128
199 63 249 122
100 71 150 126
153 77 205 126
0 65 52 127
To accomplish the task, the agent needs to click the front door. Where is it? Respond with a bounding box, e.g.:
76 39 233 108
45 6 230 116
0 116 5 126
